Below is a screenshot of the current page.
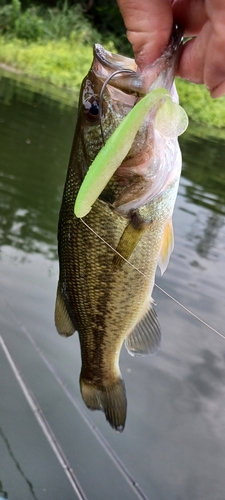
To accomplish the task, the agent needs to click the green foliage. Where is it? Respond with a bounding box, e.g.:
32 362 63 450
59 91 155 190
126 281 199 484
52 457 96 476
0 0 21 32
15 6 43 40
0 1 225 128
176 78 225 129
0 36 94 89
0 1 101 44
42 2 99 45
0 1 44 42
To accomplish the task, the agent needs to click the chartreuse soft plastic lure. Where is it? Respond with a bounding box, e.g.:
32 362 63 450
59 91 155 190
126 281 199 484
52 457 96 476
74 87 188 218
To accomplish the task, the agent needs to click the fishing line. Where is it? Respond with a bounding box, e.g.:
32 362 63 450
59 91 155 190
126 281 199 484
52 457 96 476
154 284 225 340
2 297 150 500
82 45 222 338
80 217 225 341
81 218 147 278
0 334 88 500
99 68 137 145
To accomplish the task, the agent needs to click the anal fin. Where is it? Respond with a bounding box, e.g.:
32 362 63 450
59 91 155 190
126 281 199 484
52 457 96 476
55 282 75 337
158 218 174 275
125 305 161 356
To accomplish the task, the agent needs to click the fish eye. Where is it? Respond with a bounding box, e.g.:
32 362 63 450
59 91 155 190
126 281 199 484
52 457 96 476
89 101 99 116
84 98 100 122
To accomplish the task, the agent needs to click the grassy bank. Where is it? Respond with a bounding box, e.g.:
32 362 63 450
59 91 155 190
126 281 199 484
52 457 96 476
0 37 96 90
0 1 115 90
1 35 225 129
176 78 225 129
0 1 225 128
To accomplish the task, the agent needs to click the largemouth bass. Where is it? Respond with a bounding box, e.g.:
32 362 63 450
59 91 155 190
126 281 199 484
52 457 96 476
55 27 184 431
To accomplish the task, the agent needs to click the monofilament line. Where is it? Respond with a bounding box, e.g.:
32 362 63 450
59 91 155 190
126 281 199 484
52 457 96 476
0 335 88 500
81 217 225 341
154 284 225 340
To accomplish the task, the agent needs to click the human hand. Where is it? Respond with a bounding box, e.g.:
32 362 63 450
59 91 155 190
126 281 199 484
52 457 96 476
117 0 225 98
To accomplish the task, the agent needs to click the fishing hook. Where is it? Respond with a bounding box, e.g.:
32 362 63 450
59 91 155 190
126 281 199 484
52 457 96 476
99 68 137 146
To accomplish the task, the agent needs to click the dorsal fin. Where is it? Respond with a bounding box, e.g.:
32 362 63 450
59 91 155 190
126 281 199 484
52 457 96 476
125 305 161 356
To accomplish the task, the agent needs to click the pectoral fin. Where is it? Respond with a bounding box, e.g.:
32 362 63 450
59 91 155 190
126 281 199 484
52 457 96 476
113 215 151 270
125 305 161 356
158 218 174 275
55 283 75 337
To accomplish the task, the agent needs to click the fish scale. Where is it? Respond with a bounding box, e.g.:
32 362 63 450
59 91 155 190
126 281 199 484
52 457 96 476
55 26 184 431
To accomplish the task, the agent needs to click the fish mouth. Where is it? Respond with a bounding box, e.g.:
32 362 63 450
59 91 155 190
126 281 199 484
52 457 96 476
88 25 183 175
93 25 183 94
81 26 183 209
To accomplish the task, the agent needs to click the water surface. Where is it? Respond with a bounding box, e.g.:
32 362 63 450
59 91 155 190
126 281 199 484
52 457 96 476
1 70 225 500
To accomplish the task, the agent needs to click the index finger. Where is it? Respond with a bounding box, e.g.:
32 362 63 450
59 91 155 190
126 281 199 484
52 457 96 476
117 0 173 69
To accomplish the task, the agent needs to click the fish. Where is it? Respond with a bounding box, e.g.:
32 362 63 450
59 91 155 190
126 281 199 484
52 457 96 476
55 26 184 432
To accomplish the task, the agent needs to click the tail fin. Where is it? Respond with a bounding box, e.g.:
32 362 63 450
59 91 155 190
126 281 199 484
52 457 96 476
80 377 127 432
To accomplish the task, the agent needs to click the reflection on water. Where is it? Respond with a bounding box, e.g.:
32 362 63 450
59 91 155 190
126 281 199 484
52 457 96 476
0 72 76 259
1 71 224 262
180 127 225 214
0 479 8 499
1 69 225 500
0 426 38 500
0 66 78 108
195 212 224 258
